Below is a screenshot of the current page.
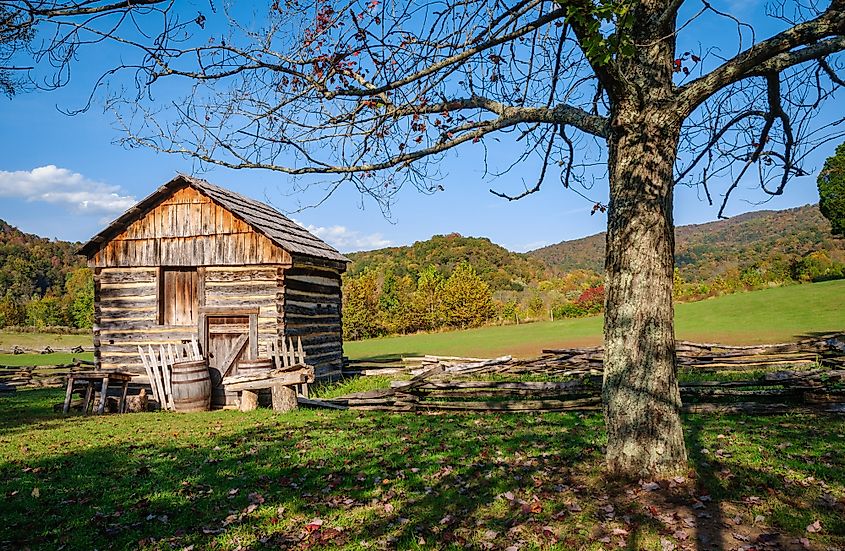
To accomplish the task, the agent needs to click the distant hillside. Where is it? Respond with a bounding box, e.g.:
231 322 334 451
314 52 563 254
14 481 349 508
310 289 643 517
0 219 84 299
346 233 548 291
529 205 845 281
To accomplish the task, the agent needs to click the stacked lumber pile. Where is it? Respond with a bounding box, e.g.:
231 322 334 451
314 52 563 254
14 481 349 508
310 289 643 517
0 358 96 391
317 333 845 414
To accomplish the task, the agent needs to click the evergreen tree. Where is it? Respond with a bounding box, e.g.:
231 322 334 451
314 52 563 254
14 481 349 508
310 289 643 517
818 141 845 237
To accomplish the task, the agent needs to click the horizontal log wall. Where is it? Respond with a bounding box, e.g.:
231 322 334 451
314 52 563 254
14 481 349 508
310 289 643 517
283 262 344 379
94 267 197 374
203 266 282 358
94 265 283 375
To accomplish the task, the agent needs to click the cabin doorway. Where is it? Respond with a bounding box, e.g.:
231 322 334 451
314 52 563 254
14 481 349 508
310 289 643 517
200 308 259 408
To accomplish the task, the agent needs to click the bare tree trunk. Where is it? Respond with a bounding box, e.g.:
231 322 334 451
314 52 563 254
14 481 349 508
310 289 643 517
602 104 687 477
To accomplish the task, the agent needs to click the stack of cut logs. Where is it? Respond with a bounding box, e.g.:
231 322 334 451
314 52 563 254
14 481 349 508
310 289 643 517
0 358 96 393
324 333 845 414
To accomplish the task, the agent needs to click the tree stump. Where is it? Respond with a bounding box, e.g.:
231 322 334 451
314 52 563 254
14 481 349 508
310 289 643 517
240 390 259 412
125 389 149 413
271 385 297 413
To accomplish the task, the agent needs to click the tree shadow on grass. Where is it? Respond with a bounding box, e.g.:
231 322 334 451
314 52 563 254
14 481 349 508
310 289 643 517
1 404 605 549
346 353 424 363
792 331 844 341
1 392 844 550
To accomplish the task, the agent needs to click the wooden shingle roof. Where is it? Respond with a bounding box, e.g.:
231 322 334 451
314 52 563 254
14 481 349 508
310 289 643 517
79 174 349 264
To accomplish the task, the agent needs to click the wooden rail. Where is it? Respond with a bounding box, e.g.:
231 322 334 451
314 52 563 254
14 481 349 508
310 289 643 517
325 333 845 414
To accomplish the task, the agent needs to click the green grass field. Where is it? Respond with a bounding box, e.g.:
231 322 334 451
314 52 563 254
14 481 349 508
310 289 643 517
0 331 90 351
346 279 845 360
1 389 843 550
1 281 843 549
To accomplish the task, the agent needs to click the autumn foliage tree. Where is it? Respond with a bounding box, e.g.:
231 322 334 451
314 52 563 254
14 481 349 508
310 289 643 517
94 0 845 476
342 269 381 340
441 262 496 328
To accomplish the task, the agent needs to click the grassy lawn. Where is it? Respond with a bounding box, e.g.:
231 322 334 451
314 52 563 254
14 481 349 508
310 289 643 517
0 331 91 351
0 352 95 367
345 280 845 360
0 389 843 550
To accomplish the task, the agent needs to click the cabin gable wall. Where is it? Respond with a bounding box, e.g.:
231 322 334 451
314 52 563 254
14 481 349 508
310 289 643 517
90 186 292 268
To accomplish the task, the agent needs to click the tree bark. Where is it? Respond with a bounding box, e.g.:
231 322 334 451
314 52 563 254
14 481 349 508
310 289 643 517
602 104 686 477
601 1 687 477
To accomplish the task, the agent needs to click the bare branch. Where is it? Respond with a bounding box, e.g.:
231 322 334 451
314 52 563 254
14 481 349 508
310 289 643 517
677 0 845 115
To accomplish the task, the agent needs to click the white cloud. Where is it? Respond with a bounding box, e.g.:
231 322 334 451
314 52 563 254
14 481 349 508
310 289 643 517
513 240 552 253
0 165 136 215
296 219 392 252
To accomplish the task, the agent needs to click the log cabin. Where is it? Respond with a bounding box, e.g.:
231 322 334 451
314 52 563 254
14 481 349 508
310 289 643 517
79 175 349 403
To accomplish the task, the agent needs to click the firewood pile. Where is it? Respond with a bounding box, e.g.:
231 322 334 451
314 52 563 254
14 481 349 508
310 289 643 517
323 333 845 414
0 358 96 392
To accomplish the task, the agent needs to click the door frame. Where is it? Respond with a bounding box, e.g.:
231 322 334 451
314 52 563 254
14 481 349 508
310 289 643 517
198 307 259 361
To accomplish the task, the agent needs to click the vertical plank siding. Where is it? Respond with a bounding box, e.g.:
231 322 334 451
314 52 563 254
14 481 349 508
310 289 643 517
90 187 292 268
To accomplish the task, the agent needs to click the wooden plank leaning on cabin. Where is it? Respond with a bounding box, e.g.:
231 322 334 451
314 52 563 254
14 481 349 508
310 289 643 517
138 345 162 406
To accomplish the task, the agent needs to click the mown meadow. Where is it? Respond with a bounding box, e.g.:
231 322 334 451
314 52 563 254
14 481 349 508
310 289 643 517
1 388 844 550
1 280 844 549
344 279 845 360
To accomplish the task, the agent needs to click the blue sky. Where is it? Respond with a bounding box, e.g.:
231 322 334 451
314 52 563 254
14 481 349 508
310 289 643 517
0 1 839 253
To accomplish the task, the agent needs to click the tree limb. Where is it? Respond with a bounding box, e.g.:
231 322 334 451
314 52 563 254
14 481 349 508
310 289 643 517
677 1 845 115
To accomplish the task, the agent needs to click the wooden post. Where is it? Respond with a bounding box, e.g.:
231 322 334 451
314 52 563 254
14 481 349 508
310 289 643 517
63 376 75 414
82 382 94 415
119 381 129 413
97 376 110 414
240 390 259 412
271 385 297 413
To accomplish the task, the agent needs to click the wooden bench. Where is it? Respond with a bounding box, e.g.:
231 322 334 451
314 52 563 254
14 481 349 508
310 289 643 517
223 367 314 412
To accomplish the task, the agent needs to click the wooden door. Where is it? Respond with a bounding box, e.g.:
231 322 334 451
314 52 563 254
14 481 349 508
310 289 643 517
206 315 250 408
161 268 198 325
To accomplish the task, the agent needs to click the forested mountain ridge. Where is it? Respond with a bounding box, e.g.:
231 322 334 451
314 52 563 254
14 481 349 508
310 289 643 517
529 204 844 280
0 219 91 328
1 204 842 332
0 219 85 298
346 233 548 291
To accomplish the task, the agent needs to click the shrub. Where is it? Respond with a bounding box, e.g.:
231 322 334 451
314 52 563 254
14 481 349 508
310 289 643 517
575 285 604 314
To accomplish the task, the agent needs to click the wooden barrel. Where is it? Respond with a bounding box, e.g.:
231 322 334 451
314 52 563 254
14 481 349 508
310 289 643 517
171 359 212 412
209 367 239 409
237 358 274 375
237 358 274 406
